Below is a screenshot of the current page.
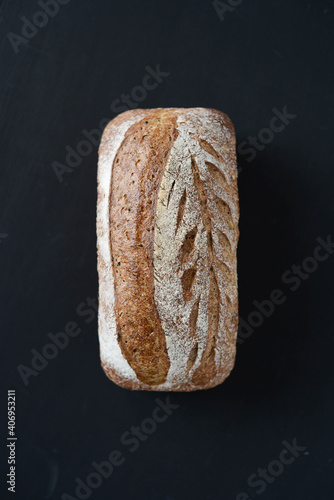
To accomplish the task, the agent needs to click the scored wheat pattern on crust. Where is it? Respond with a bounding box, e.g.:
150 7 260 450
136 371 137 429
153 110 238 390
196 147 234 383
171 136 236 384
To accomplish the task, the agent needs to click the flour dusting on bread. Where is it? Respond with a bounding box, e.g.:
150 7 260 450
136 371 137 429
97 108 239 391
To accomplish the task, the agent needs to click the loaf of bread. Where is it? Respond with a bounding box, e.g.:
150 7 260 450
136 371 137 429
97 108 239 391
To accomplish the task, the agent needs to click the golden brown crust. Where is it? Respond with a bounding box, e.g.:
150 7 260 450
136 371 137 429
110 109 178 385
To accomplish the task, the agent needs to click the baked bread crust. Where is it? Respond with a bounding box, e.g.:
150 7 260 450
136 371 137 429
97 108 239 391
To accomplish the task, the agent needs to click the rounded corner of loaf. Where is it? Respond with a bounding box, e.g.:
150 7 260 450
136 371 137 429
101 360 138 391
210 107 235 134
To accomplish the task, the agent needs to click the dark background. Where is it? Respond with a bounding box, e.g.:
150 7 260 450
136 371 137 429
1 0 334 499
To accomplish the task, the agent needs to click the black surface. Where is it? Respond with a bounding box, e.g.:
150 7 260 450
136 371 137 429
1 1 334 499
